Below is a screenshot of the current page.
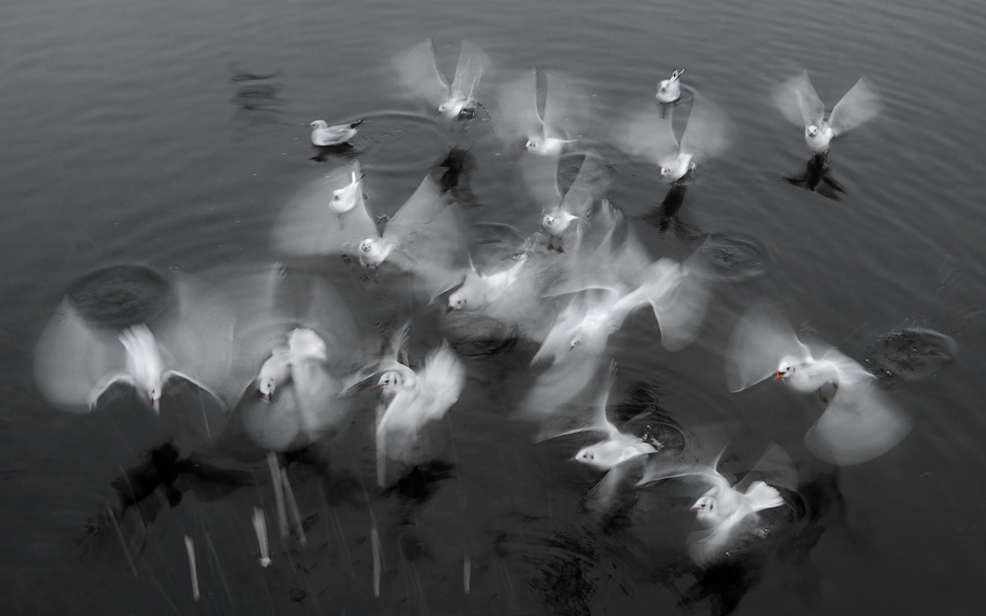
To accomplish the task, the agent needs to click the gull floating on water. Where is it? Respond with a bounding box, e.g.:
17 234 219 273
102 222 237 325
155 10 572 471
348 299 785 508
310 119 363 147
395 39 492 120
772 70 881 154
655 69 686 104
726 303 913 465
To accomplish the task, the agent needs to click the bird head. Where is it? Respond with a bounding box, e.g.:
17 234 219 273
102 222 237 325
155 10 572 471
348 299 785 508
806 125 819 138
689 495 719 518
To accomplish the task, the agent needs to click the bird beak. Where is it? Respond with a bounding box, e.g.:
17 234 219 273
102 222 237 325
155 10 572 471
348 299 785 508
774 372 784 381
151 399 160 414
687 506 698 512
447 306 454 313
372 384 383 390
267 391 272 401
569 457 577 462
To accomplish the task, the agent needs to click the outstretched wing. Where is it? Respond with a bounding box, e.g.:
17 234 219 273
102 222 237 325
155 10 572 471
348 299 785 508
559 150 611 219
495 68 543 144
34 300 129 412
617 102 679 168
726 302 812 392
394 39 449 109
449 40 492 102
385 176 471 299
828 77 881 137
270 163 378 257
772 70 824 128
678 92 729 163
805 380 913 465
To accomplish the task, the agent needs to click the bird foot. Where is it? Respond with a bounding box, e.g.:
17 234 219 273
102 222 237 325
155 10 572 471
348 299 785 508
362 274 370 282
556 246 564 253
373 277 380 284
547 242 554 251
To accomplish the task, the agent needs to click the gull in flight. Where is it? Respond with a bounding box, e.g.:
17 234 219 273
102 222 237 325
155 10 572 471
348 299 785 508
619 91 729 185
395 39 492 120
772 70 881 154
272 172 470 296
521 150 612 253
309 119 363 147
35 272 235 416
639 442 795 566
496 68 582 156
726 303 913 465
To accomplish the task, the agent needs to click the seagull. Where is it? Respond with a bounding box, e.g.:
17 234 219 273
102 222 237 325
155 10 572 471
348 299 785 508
447 254 529 312
532 201 711 365
354 330 465 464
211 265 362 452
726 303 913 465
257 328 328 401
496 69 582 155
638 442 795 567
772 70 881 154
655 69 686 104
395 39 492 120
522 150 612 252
310 119 363 147
271 173 470 294
619 91 728 185
34 272 235 416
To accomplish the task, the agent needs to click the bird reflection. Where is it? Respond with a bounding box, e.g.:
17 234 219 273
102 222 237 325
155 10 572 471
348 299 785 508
436 147 478 203
784 153 845 200
112 441 252 520
229 66 284 123
641 183 706 241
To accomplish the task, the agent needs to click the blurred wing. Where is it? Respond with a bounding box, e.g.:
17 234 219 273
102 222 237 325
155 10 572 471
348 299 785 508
542 70 581 139
520 350 605 425
686 513 758 567
536 359 618 441
418 341 466 422
643 260 710 352
804 381 913 465
519 151 562 212
585 461 633 513
560 150 611 219
617 102 679 168
772 70 824 128
34 300 126 412
828 77 881 137
386 177 471 298
818 346 875 387
678 93 729 162
495 69 542 143
725 303 811 392
450 40 492 101
394 39 449 107
270 166 378 257
735 443 798 494
154 272 237 409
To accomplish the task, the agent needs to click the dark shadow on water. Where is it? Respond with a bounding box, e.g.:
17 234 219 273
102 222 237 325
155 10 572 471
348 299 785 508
641 183 706 243
783 153 845 200
229 64 285 124
112 441 253 520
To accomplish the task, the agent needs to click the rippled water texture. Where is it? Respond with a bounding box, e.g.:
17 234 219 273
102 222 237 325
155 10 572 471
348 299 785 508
2 0 986 614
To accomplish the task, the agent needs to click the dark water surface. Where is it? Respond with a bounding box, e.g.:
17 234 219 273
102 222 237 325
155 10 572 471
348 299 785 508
3 0 985 614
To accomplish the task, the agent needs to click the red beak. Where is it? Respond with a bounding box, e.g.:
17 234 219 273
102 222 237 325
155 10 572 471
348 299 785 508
372 384 382 390
774 372 784 381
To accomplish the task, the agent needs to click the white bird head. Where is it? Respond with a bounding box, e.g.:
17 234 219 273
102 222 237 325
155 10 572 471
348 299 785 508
447 289 468 312
774 356 800 381
806 125 819 138
541 211 577 236
147 383 162 413
689 495 720 521
358 238 390 267
310 120 328 129
259 376 277 401
373 370 404 392
523 136 540 151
